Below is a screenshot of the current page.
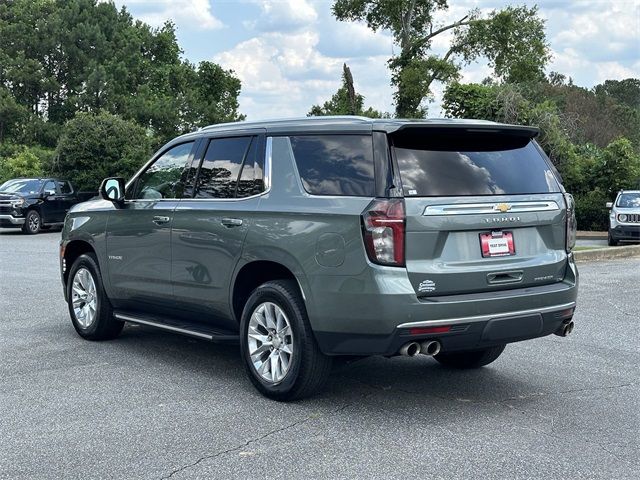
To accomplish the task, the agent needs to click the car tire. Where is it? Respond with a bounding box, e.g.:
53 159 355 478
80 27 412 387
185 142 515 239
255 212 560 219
608 231 619 247
239 280 333 401
22 210 41 234
66 253 123 341
434 344 506 369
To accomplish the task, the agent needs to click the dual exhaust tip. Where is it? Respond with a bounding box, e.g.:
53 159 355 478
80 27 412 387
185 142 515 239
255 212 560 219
399 340 441 357
555 320 575 337
402 320 575 356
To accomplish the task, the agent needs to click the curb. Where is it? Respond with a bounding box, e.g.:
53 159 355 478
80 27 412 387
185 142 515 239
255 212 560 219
576 231 607 240
574 244 640 262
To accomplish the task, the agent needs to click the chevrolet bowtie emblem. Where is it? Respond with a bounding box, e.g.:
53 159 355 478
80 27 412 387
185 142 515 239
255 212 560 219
494 203 512 213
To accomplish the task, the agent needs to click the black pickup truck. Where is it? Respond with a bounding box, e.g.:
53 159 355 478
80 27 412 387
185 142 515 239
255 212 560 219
0 178 95 234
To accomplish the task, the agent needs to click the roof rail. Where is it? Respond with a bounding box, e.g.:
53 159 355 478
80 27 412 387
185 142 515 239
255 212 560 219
199 115 373 131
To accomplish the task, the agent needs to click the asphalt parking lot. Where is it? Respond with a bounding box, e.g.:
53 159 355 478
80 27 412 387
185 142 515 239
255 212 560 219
1 228 638 479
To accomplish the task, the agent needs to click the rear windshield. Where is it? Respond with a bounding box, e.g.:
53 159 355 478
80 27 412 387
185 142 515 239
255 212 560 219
394 136 560 197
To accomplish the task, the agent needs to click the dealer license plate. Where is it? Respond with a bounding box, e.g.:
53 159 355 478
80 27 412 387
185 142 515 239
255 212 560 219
480 231 515 258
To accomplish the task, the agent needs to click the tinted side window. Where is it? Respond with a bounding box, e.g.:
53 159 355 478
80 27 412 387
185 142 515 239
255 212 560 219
195 137 252 199
134 142 194 199
236 138 265 198
43 180 57 195
290 135 375 196
58 181 72 195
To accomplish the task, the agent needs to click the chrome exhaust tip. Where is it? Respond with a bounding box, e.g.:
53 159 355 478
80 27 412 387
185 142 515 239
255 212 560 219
419 340 441 356
399 342 421 357
555 320 575 337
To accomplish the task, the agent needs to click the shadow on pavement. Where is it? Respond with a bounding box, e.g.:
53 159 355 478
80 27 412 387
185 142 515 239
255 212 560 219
68 322 543 406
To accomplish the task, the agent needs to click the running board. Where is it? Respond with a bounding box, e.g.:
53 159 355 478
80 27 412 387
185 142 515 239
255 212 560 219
114 312 239 343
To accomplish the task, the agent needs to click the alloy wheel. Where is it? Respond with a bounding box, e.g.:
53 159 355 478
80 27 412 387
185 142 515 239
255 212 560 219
28 213 39 232
247 302 294 384
72 267 98 328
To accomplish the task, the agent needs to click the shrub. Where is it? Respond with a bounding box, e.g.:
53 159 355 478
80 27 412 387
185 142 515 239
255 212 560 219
54 112 153 191
0 146 54 183
574 189 609 231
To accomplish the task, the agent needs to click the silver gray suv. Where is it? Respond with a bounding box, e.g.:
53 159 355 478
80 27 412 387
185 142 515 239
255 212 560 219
60 117 579 400
607 190 640 246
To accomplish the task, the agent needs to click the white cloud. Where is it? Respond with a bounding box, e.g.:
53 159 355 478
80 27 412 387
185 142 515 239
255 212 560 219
245 0 317 32
215 30 343 118
117 0 223 30
117 0 638 119
595 61 640 83
318 20 393 57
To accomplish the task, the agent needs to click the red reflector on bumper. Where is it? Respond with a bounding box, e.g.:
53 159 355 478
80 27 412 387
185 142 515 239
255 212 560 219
409 326 451 336
554 308 575 319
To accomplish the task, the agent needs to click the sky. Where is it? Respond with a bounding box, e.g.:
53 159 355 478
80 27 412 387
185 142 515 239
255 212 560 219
112 0 640 120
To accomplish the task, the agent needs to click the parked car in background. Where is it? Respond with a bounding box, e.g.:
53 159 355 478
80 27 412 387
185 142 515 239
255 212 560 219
0 178 95 234
607 190 640 246
60 117 578 400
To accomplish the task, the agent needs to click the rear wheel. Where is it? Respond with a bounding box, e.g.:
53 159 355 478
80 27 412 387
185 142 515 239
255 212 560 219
608 231 619 246
22 210 41 234
66 253 123 340
240 280 332 401
434 344 506 369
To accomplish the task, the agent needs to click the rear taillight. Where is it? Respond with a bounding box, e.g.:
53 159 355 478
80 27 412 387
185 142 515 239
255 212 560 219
564 193 577 253
361 198 405 266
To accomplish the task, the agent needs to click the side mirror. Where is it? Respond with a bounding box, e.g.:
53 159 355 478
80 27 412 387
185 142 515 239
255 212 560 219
100 177 126 203
606 202 613 209
44 190 56 198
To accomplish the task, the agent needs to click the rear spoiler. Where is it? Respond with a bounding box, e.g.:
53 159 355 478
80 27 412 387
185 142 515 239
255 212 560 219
388 122 540 138
387 123 540 151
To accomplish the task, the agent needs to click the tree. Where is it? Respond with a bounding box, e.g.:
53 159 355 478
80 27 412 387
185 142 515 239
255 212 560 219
53 112 153 191
183 61 245 129
595 138 640 196
595 78 640 110
0 87 28 143
309 64 384 118
0 0 244 147
0 148 44 182
332 1 550 117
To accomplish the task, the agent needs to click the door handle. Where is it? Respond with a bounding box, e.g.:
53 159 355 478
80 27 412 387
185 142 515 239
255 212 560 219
152 215 171 225
487 270 523 284
221 217 243 227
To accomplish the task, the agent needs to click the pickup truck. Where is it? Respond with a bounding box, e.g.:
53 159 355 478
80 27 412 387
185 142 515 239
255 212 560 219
0 178 95 234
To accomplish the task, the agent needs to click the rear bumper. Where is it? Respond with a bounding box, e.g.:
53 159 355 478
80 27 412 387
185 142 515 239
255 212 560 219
307 255 578 356
610 225 640 241
0 214 25 226
315 301 575 355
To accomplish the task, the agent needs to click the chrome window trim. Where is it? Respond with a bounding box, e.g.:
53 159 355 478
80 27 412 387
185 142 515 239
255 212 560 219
423 201 560 216
124 137 272 204
177 136 272 203
397 302 576 329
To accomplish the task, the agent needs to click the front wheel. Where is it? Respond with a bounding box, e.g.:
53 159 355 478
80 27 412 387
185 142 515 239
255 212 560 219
434 344 506 369
608 231 619 246
22 210 41 234
240 280 332 401
66 253 123 340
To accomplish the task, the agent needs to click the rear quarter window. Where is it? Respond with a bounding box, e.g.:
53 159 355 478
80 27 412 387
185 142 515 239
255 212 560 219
394 136 560 196
289 135 374 196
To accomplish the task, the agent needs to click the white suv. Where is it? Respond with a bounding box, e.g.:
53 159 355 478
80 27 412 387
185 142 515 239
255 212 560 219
607 190 640 246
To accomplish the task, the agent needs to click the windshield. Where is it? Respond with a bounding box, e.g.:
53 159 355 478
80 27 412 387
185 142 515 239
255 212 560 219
394 139 560 197
617 193 640 208
0 179 43 194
